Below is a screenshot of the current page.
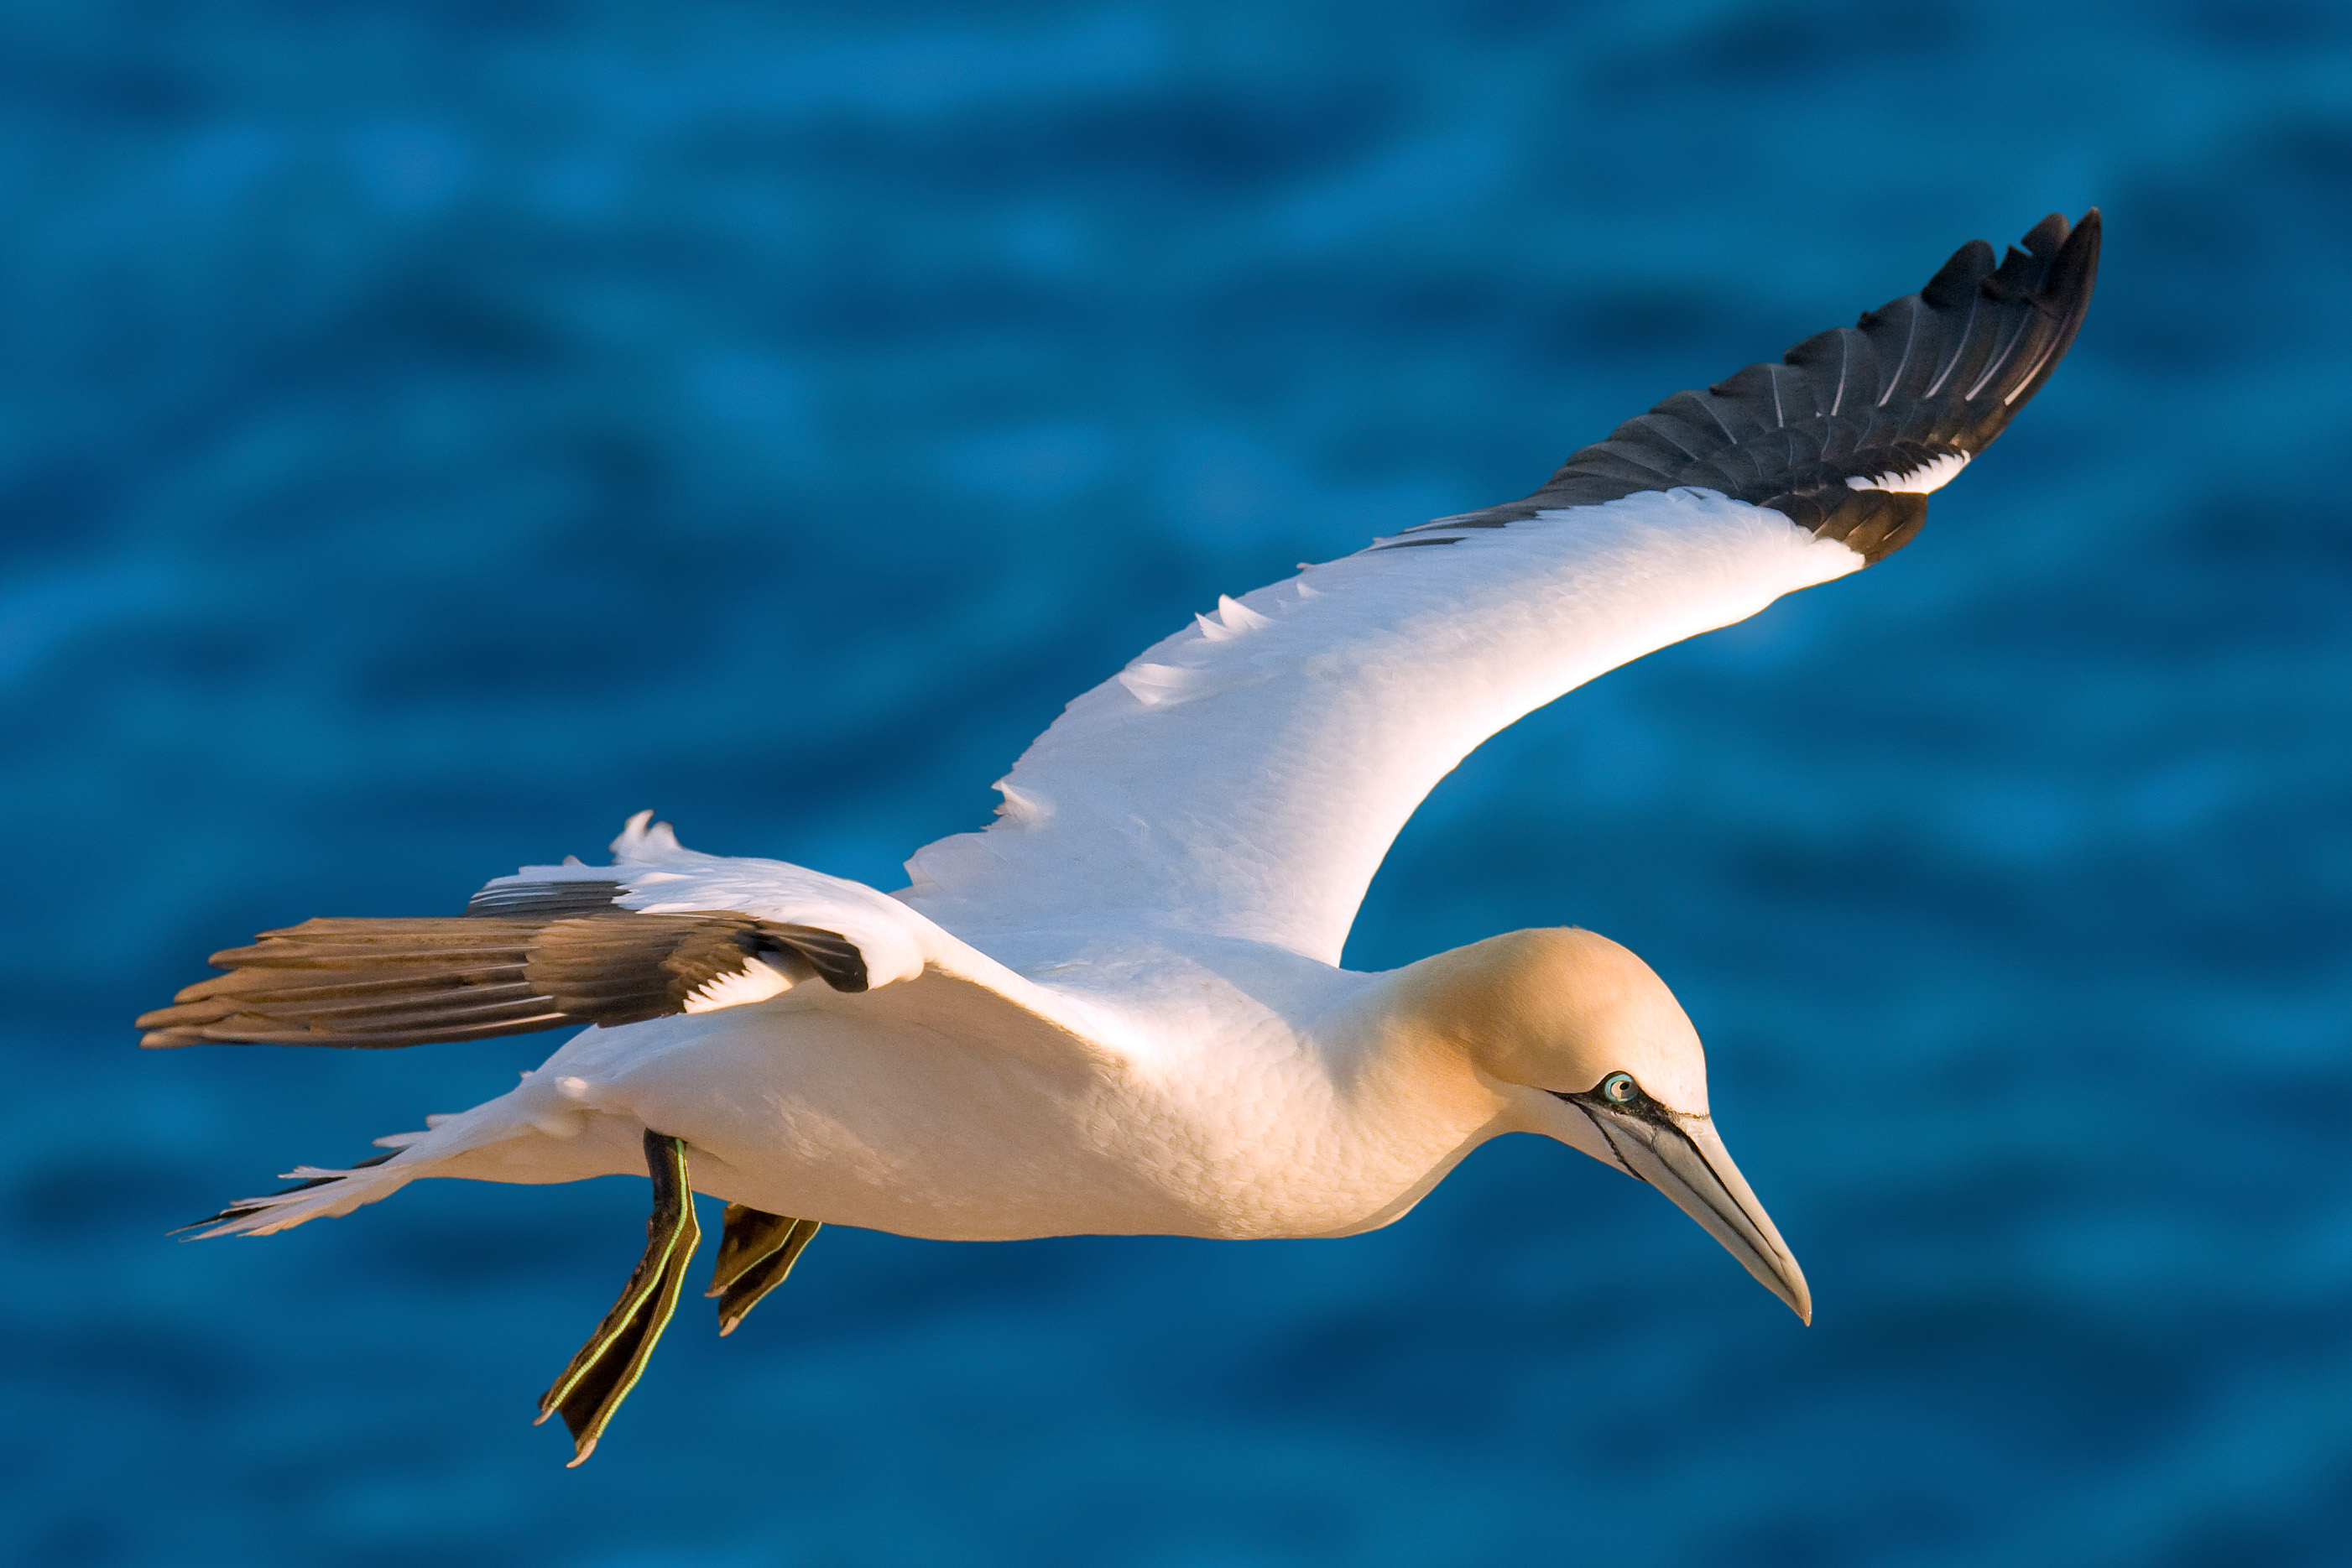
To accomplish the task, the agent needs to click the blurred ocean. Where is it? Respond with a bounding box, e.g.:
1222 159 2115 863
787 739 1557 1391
3 1 2349 1564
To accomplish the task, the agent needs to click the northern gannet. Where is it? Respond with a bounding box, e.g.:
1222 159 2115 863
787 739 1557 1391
141 211 2100 1465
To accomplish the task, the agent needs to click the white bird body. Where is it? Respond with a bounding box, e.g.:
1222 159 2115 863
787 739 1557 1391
141 211 2099 1461
233 488 1849 1245
430 948 1463 1243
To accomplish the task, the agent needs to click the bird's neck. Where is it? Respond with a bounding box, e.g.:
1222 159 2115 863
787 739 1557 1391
1320 951 1527 1139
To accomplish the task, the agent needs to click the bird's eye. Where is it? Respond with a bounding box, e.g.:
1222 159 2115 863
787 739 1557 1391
1599 1072 1636 1103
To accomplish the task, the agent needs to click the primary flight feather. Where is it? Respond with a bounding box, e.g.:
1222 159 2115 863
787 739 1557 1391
142 210 2099 1465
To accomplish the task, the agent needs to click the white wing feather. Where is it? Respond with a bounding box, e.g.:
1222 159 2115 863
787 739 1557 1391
480 812 1134 1055
900 488 1864 965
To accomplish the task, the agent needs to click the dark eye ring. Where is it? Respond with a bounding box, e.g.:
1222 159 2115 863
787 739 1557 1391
1598 1071 1636 1103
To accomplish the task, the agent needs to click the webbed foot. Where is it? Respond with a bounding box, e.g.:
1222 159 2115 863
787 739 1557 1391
536 1128 701 1466
707 1205 821 1336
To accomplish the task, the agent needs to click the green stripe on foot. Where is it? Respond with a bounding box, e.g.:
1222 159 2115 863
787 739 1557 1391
536 1129 701 1466
707 1204 821 1336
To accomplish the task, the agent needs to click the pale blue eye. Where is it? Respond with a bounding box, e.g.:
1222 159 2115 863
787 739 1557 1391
1600 1072 1635 1103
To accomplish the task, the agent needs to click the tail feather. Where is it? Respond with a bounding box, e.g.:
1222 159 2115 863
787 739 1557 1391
179 1076 634 1239
185 1143 425 1238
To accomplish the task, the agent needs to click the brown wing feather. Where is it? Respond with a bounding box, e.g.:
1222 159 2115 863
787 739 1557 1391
137 910 870 1050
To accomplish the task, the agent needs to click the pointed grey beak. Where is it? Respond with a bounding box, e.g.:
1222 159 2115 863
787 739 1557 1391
1580 1101 1811 1323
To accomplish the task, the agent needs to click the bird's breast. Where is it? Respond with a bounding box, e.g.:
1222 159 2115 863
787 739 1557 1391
528 984 1503 1242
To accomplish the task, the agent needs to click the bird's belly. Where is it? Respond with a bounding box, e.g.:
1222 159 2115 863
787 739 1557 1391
516 1008 1483 1242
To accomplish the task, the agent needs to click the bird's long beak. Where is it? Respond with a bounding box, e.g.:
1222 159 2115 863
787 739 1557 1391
1582 1103 1811 1323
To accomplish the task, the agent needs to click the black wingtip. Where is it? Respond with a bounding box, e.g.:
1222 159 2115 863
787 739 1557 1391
1919 237 1996 310
2018 210 2071 256
1999 207 2099 410
1405 209 2102 565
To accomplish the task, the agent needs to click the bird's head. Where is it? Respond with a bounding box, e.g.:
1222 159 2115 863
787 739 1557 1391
1400 926 1810 1323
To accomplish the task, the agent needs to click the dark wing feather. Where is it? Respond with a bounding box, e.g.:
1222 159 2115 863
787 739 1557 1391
136 910 869 1050
1396 209 2101 563
463 878 630 917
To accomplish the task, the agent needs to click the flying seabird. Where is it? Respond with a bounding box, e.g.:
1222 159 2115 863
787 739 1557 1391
141 211 2100 1465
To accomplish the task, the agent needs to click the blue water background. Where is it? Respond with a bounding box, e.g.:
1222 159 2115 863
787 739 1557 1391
4 3 2349 1563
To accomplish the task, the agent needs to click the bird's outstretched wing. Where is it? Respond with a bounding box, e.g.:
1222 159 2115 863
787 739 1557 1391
903 212 2100 966
139 812 1125 1058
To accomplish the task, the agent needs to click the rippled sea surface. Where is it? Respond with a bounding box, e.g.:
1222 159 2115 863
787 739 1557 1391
5 3 2349 1564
